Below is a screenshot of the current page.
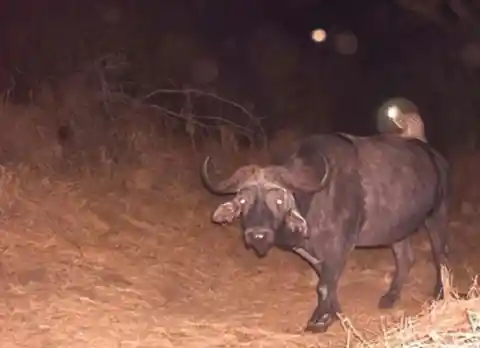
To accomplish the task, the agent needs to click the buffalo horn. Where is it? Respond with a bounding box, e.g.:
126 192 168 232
279 155 330 192
201 156 260 195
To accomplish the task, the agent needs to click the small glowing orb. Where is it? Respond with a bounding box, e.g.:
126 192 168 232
311 28 327 43
334 32 358 55
387 106 400 119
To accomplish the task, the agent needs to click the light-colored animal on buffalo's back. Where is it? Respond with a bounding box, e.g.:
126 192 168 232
386 107 426 142
377 97 427 142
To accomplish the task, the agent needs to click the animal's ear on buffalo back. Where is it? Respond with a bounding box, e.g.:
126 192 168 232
285 209 308 237
212 201 241 224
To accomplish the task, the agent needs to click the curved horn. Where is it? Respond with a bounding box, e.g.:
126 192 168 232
318 155 330 187
200 156 260 195
277 155 330 192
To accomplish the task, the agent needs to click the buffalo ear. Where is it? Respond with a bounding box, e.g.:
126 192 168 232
285 209 308 237
212 201 241 224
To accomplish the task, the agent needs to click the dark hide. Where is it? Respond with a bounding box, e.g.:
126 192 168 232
201 133 450 334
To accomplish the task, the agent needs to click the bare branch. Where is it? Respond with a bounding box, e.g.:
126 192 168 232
140 88 268 148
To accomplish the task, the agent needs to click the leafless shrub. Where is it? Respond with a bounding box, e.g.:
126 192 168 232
0 52 268 185
139 87 267 152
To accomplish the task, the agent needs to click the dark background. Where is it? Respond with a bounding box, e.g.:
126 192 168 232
1 0 479 155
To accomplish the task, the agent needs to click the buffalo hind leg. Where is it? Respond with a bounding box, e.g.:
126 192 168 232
425 201 449 301
379 238 415 309
305 255 346 333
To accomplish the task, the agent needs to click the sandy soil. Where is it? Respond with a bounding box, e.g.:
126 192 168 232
0 151 477 348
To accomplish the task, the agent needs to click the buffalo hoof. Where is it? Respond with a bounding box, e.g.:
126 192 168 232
304 313 336 333
378 292 398 309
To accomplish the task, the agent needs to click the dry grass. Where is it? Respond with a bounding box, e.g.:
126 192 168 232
0 155 325 348
0 79 479 347
342 266 480 348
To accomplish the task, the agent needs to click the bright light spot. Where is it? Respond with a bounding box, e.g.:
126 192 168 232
311 29 327 43
387 106 400 119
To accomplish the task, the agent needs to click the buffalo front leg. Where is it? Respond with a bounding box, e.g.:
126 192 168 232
305 256 346 333
378 238 415 309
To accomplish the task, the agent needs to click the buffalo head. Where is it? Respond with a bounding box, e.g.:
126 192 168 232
201 155 330 257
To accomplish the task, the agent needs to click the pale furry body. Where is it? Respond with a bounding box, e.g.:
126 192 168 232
388 112 426 142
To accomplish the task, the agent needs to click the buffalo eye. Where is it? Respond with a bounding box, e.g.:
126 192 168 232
239 198 246 205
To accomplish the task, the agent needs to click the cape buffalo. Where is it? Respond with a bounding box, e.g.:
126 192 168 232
200 132 450 333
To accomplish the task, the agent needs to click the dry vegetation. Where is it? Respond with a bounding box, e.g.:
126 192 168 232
1 1 480 345
0 62 478 348
345 267 480 348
